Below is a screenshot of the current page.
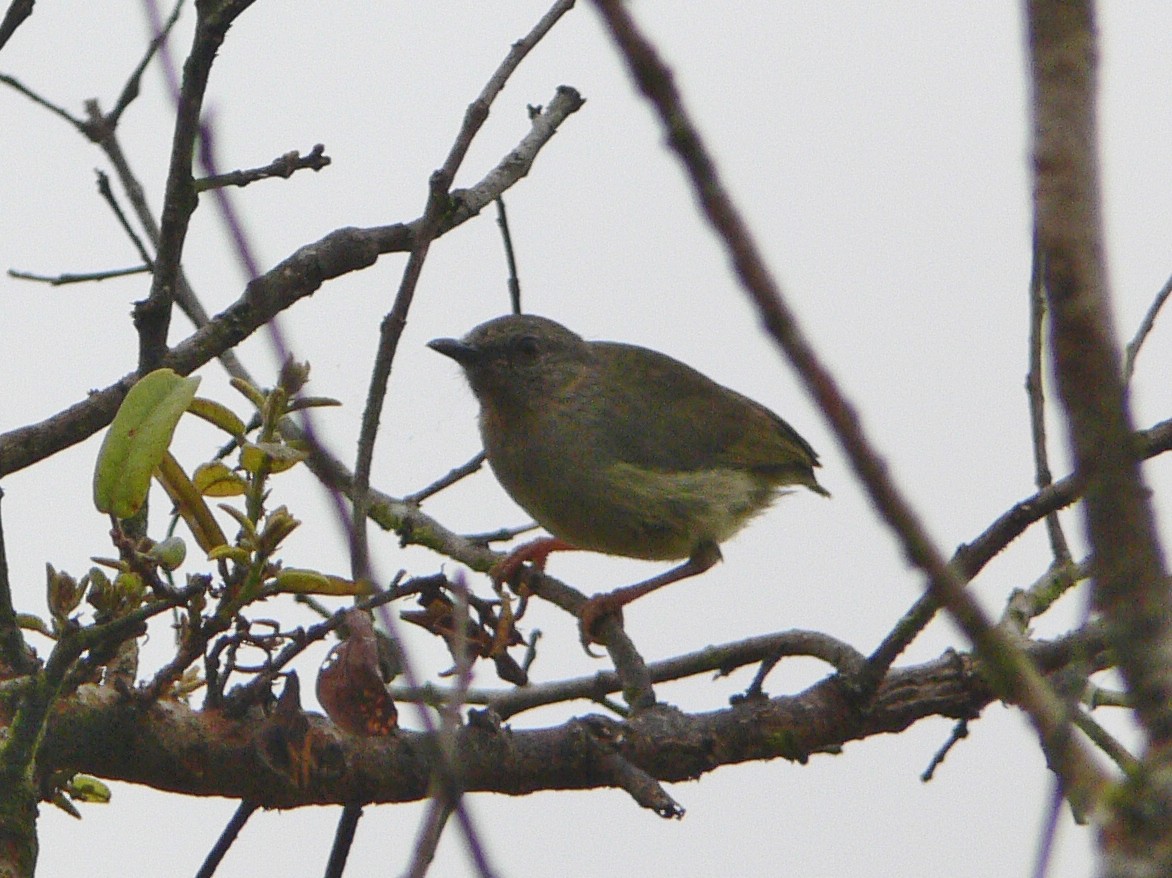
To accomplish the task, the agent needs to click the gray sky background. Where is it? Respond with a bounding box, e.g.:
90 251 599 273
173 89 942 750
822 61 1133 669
3 3 1171 876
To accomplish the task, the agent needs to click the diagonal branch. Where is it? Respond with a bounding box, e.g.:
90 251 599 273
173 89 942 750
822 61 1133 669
135 0 257 371
1027 1 1172 870
0 87 584 479
1028 0 1172 745
0 0 34 55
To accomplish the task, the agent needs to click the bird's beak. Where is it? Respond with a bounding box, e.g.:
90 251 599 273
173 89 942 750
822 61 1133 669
427 337 480 366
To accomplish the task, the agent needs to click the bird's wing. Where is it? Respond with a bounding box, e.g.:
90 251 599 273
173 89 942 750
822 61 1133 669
592 343 819 475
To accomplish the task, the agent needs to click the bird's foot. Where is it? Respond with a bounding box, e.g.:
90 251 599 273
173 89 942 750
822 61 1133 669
577 592 626 652
490 536 574 586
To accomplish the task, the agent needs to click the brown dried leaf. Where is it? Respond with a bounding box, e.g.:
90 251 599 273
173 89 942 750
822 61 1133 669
316 610 397 736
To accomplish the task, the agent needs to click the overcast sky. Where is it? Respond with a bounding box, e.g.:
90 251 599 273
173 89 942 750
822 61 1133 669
3 3 1171 877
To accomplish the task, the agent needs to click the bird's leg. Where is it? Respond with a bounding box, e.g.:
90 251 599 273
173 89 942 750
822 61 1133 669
490 536 577 585
578 541 723 647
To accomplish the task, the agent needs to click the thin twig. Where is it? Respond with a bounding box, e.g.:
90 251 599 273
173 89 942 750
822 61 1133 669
1000 557 1088 631
0 73 84 127
0 488 35 674
96 169 154 266
352 168 454 579
323 804 364 878
1073 706 1138 774
7 266 150 286
1026 230 1071 562
391 628 865 720
405 452 487 505
350 0 577 579
495 197 522 314
460 523 538 546
194 800 258 878
1123 270 1172 384
107 0 183 129
403 785 455 878
920 719 968 782
195 144 330 192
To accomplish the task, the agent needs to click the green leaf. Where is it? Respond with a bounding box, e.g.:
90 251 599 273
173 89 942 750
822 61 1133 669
17 613 54 638
229 376 266 411
285 395 342 413
192 461 247 497
240 441 307 474
208 545 251 564
273 568 374 596
93 369 201 518
65 774 112 805
146 536 187 571
187 397 247 439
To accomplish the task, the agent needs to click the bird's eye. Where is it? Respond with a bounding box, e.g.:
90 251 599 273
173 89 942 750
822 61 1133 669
514 335 540 360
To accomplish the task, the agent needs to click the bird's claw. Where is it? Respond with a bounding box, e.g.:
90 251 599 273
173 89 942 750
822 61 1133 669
577 593 625 655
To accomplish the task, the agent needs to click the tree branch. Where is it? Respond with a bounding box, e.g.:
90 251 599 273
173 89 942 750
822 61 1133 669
1027 1 1172 870
135 0 257 371
36 632 1102 810
0 0 34 55
0 87 584 479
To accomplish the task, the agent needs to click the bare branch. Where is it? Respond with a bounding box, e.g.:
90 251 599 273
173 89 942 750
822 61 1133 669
1026 233 1072 561
405 453 489 506
38 635 1096 809
0 0 34 54
1123 271 1172 384
0 87 583 479
393 629 865 721
350 0 578 580
194 800 258 878
7 265 150 286
135 0 258 372
194 144 331 191
1027 0 1172 869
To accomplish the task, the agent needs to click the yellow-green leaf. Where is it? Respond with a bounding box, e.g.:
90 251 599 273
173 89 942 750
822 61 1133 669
192 461 247 497
208 545 251 564
93 369 201 518
154 452 229 553
17 613 54 638
286 395 342 413
65 774 112 805
187 397 247 439
147 536 187 571
273 568 374 596
240 441 307 475
229 377 266 411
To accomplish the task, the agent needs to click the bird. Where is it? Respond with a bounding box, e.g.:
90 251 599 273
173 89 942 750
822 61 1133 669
428 314 828 645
